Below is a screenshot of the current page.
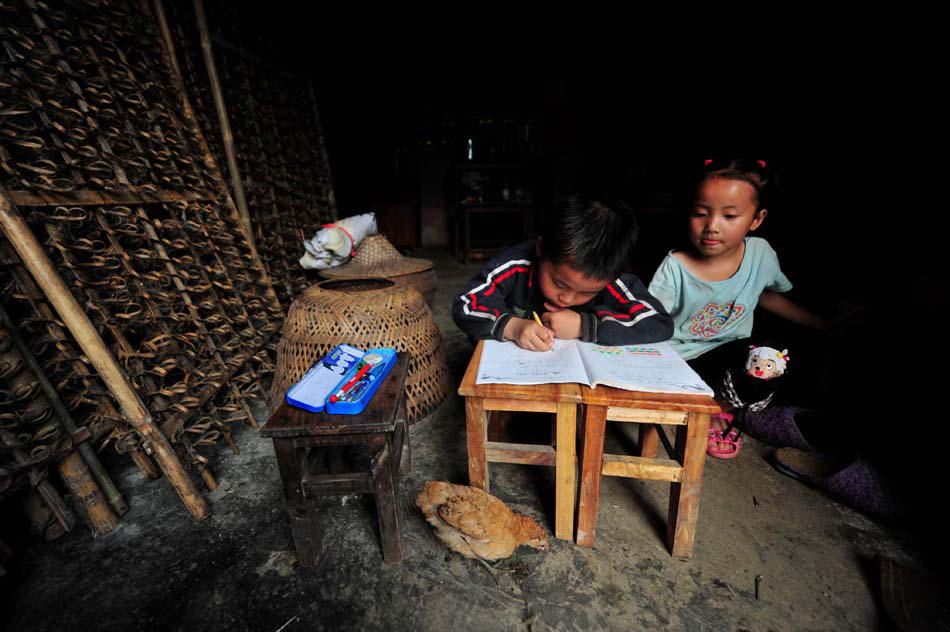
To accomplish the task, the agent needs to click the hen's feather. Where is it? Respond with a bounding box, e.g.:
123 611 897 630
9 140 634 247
416 481 548 560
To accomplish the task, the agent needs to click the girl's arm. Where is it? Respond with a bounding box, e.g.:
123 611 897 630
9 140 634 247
758 290 831 330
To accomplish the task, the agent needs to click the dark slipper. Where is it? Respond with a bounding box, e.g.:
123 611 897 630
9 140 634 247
743 406 815 451
771 447 841 484
772 448 900 520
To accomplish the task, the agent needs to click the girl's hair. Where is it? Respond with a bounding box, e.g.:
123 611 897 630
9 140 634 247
698 159 773 211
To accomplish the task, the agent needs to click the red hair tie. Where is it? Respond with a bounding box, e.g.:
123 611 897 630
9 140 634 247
704 159 713 166
757 160 767 168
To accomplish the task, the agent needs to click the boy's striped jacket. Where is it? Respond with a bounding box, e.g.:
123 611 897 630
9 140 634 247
452 241 673 346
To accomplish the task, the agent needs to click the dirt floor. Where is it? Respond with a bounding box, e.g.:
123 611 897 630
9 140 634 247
0 248 927 631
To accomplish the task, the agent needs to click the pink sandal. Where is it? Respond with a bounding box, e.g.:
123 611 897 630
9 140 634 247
707 413 742 459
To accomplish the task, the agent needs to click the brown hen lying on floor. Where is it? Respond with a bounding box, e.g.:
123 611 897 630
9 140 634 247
416 481 549 560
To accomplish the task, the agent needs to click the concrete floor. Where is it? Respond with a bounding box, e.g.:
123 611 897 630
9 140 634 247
1 248 924 631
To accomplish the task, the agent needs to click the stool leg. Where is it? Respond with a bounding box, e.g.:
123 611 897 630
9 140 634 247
667 413 711 559
555 402 577 541
577 405 607 547
372 444 403 564
273 439 322 567
639 424 660 458
466 397 489 490
395 418 411 475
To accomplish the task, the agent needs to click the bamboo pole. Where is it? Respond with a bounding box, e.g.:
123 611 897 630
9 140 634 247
0 189 210 520
22 483 75 540
191 0 254 252
151 0 282 312
58 452 119 535
0 240 156 481
130 449 161 480
2 428 77 536
5 188 214 208
0 303 128 516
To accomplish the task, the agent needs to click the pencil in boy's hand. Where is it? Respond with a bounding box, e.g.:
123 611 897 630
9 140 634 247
532 311 546 328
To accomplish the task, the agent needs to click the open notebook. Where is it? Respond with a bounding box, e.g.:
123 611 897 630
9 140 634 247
476 339 713 396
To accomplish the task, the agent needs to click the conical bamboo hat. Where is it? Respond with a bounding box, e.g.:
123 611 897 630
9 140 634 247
320 234 432 279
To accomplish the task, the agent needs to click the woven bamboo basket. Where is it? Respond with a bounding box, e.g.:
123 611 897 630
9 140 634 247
320 235 436 306
270 278 450 422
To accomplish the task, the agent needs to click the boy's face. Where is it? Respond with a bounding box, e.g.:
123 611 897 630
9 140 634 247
536 255 609 309
690 178 766 259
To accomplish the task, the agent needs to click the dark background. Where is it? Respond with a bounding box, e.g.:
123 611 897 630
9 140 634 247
314 70 886 304
224 10 923 313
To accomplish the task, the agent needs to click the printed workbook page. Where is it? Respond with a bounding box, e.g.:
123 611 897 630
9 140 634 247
475 339 591 386
575 341 714 396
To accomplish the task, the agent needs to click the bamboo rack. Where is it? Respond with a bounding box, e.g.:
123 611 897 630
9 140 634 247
0 0 293 521
1 189 210 520
0 301 128 518
164 0 337 307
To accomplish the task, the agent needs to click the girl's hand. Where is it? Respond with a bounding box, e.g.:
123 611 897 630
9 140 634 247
541 304 582 339
503 317 554 351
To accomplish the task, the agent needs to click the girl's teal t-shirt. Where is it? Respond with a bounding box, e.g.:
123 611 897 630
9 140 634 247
647 237 792 360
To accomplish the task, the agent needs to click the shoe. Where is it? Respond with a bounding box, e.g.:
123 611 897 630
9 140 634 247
707 413 741 459
743 406 815 451
771 447 900 520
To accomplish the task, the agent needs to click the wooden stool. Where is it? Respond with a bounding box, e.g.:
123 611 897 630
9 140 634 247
576 385 720 558
261 355 410 565
459 341 581 541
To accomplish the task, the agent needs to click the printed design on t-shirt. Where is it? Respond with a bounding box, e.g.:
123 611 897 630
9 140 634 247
688 302 746 338
512 306 527 319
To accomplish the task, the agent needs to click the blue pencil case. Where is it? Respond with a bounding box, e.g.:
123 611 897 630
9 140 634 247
286 344 365 413
325 348 398 415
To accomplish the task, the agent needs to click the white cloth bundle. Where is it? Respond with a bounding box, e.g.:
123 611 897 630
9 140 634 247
299 213 378 270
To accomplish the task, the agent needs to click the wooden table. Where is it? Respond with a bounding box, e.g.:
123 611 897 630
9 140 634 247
260 355 410 565
458 341 582 541
576 384 720 558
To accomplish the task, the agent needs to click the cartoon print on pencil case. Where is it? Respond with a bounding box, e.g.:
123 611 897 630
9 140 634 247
323 350 357 374
688 302 745 338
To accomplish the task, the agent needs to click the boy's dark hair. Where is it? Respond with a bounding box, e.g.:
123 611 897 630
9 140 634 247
540 195 638 281
699 159 773 211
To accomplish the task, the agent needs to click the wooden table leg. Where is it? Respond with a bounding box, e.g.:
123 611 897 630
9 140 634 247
639 424 659 458
667 412 711 559
576 404 607 547
372 443 403 564
396 418 411 475
554 401 577 541
273 439 322 567
466 397 489 490
374 444 403 564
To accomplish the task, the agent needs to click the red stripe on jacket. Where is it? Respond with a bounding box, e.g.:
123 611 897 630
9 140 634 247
606 283 628 303
596 303 646 319
479 266 530 296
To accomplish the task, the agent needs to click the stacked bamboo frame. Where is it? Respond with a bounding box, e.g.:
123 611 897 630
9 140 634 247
1 300 123 538
167 0 337 306
0 0 335 522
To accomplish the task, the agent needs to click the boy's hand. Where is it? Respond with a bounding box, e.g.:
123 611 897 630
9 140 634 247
541 304 582 340
503 317 554 351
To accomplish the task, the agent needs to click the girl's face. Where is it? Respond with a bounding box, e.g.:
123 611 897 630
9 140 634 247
689 177 766 259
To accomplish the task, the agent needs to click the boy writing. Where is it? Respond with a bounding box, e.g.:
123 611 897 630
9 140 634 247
452 195 673 350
